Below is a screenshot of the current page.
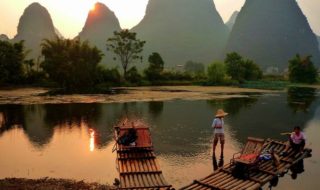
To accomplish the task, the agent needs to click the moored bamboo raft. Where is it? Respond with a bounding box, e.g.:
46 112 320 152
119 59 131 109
114 120 172 190
180 139 312 190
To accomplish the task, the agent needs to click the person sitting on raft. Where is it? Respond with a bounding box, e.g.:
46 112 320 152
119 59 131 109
282 126 306 155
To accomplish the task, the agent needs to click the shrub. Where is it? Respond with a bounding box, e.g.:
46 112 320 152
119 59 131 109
207 62 228 84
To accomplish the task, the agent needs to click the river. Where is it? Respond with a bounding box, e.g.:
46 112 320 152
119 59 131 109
0 87 319 189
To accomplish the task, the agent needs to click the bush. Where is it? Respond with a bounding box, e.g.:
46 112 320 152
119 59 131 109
97 66 121 85
126 66 142 84
162 71 193 81
207 62 229 84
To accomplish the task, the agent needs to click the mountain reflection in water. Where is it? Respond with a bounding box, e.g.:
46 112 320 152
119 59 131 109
0 87 319 189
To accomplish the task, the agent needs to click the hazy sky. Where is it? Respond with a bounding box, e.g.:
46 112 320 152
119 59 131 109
0 0 319 39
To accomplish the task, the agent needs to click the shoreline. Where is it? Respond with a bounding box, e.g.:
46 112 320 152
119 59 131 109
0 86 279 105
0 178 112 190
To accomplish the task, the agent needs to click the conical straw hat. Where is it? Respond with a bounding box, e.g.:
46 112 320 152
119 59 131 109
215 109 228 117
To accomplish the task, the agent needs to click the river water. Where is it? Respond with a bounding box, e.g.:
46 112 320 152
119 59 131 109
0 87 319 189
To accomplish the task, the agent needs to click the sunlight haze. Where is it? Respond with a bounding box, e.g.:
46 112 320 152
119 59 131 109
0 0 319 38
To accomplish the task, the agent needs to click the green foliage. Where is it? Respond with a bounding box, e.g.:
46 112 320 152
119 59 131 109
243 59 263 81
144 52 164 81
161 71 193 81
97 66 121 85
41 38 103 90
207 62 228 84
288 54 318 84
0 40 25 84
225 52 263 83
126 66 142 84
184 61 205 74
225 52 244 82
106 29 146 79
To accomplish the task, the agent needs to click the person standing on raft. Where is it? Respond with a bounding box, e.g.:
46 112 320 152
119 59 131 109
212 109 228 157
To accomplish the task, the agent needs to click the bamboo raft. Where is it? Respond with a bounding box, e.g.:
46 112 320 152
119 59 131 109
181 139 312 190
114 120 172 190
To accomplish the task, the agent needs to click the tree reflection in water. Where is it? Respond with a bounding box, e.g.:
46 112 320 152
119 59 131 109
287 87 317 113
0 92 318 188
148 101 164 119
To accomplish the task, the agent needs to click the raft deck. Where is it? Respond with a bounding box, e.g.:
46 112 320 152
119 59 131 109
181 139 312 190
114 122 172 190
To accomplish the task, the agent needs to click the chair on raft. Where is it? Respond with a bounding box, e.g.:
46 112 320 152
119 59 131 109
114 119 153 151
230 137 265 178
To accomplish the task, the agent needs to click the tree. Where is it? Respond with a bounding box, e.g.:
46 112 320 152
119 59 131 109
106 30 146 79
288 54 318 84
225 52 245 82
41 37 103 90
243 59 263 81
144 52 164 81
225 52 262 82
207 62 228 84
0 40 25 84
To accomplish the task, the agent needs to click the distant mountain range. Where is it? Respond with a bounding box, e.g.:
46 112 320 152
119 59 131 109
78 2 121 65
132 0 229 67
6 1 320 70
12 2 57 59
226 11 239 30
225 0 320 70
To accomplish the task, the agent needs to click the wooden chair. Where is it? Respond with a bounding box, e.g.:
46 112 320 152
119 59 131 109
231 137 265 178
114 120 153 151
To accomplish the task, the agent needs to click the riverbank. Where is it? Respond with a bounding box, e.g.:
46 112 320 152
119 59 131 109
0 86 278 105
0 178 112 190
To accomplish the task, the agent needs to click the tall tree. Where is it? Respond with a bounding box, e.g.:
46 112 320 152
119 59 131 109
106 30 145 79
288 54 318 84
225 52 245 82
144 52 164 81
41 37 103 90
0 40 25 84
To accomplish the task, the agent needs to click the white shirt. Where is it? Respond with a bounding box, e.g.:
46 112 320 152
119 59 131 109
212 118 224 134
291 132 306 144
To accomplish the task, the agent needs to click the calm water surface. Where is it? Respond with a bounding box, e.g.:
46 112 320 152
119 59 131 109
0 87 319 189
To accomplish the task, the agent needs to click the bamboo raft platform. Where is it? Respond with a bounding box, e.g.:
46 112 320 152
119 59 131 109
181 139 312 190
114 120 172 190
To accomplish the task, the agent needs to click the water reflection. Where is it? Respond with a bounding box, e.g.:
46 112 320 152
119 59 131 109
207 97 259 116
287 87 317 113
89 128 95 152
148 101 164 118
0 87 319 188
290 160 305 180
212 155 224 171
